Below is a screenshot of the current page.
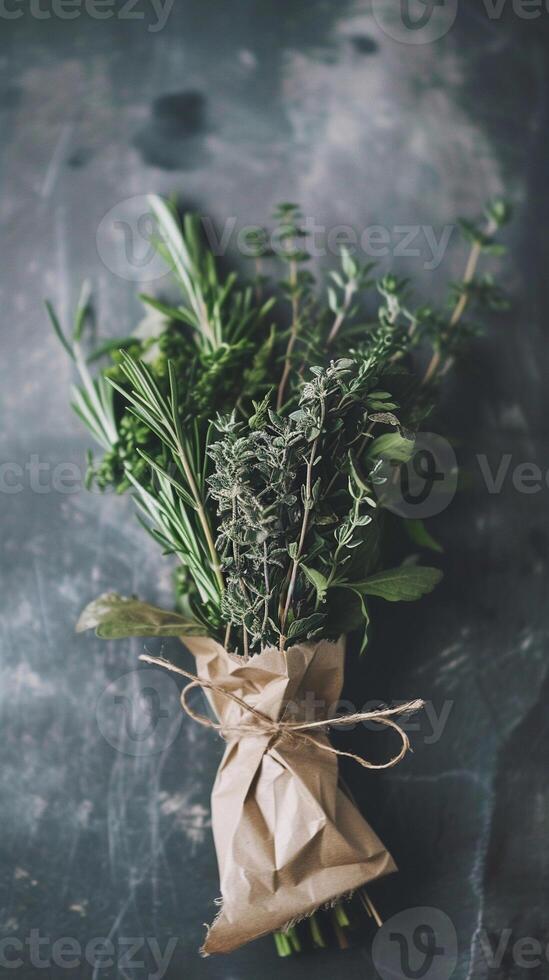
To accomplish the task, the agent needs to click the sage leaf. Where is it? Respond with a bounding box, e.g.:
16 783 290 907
76 592 207 638
301 564 329 605
345 565 442 602
368 431 415 463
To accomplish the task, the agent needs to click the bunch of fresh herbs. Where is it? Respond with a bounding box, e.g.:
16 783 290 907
49 195 510 656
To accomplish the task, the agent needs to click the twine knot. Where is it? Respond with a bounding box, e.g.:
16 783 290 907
139 654 423 771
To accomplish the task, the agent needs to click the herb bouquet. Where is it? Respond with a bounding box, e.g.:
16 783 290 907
50 196 509 956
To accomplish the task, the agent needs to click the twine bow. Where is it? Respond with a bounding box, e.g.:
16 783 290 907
139 653 423 771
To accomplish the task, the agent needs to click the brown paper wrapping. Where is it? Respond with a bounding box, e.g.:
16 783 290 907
182 635 397 955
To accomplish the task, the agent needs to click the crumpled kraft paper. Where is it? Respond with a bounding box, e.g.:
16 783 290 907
182 634 397 955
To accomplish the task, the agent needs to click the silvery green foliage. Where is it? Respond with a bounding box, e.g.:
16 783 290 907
207 359 436 653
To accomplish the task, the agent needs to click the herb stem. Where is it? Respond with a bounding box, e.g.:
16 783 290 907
173 436 224 595
327 281 356 346
254 257 263 304
274 932 292 957
276 259 299 410
360 889 383 927
74 344 118 448
331 911 350 950
422 217 497 386
308 914 326 949
279 400 325 644
262 540 270 635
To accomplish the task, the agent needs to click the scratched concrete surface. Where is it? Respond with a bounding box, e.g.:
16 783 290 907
1 2 548 978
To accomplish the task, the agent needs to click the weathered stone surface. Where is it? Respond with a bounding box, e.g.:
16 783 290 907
1 3 546 976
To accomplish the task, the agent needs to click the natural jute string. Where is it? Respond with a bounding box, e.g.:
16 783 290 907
139 653 423 771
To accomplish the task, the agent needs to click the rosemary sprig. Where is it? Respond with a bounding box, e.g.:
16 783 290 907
110 353 224 599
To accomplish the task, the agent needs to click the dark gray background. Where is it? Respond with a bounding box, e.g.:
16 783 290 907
1 2 548 978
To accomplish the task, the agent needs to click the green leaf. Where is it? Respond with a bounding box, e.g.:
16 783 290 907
367 391 393 401
368 431 415 463
345 565 443 602
341 246 356 279
136 449 196 509
286 613 325 640
405 518 443 554
485 198 512 227
368 410 399 424
73 280 92 342
367 401 398 411
76 593 207 638
46 300 74 361
301 564 329 605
